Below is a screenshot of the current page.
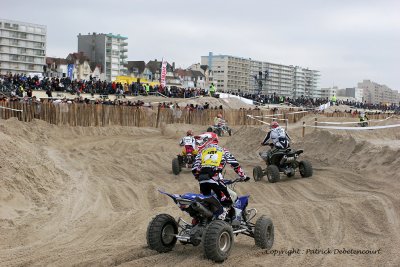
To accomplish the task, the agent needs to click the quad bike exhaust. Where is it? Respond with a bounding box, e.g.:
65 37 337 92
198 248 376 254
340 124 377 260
279 155 296 165
191 202 213 218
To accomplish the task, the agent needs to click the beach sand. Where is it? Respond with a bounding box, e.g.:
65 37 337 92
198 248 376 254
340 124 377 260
0 114 399 266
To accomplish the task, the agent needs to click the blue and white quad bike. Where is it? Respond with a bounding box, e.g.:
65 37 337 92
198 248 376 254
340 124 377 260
146 179 274 262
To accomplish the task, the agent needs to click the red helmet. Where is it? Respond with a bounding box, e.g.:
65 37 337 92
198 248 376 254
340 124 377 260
217 113 223 118
186 129 193 136
196 132 219 151
208 132 219 145
271 121 279 128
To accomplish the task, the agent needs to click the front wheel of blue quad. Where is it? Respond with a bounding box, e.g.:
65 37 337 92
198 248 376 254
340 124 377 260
146 214 178 253
254 215 274 249
203 220 234 262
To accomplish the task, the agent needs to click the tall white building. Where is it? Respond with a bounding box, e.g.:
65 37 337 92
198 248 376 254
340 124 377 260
293 66 320 98
0 19 46 75
78 32 128 81
200 52 320 98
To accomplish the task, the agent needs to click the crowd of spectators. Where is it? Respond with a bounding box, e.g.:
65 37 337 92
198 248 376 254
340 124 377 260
335 99 399 113
0 73 207 99
221 91 400 114
0 91 226 111
1 73 399 114
223 91 333 108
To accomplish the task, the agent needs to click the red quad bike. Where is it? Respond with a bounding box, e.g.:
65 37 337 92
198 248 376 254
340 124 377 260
253 145 313 183
172 145 196 175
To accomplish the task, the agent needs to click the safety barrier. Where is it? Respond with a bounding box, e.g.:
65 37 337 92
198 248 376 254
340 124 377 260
0 101 394 129
0 105 23 112
301 116 400 137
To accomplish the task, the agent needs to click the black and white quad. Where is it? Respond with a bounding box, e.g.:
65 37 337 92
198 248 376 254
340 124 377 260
253 148 313 183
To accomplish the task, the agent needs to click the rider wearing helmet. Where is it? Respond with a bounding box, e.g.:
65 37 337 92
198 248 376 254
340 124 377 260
359 112 369 124
214 113 224 127
180 129 198 156
259 121 291 161
192 132 249 220
195 132 213 152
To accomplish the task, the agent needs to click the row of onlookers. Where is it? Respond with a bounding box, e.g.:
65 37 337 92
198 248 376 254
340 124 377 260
222 91 400 113
0 73 208 99
2 73 399 113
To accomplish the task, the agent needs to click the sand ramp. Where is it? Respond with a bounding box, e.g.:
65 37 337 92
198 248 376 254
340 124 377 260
0 117 399 266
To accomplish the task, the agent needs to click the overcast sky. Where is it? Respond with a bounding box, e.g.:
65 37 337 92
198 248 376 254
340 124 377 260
2 0 399 90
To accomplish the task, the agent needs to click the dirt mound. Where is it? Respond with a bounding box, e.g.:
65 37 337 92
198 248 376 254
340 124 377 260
0 118 399 266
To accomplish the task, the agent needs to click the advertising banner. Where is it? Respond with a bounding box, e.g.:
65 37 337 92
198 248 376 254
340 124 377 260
160 60 167 88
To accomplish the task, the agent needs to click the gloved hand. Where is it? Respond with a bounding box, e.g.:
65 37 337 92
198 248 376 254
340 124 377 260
240 176 251 182
194 171 199 180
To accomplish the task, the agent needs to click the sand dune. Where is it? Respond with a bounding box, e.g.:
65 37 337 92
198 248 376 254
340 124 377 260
0 116 399 266
31 91 255 110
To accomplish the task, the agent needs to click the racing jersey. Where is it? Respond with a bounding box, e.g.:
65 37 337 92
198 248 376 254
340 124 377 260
262 127 291 149
214 117 225 126
180 136 197 149
192 144 245 184
359 115 368 122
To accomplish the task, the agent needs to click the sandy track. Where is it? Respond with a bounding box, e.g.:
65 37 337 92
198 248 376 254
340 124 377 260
0 117 399 266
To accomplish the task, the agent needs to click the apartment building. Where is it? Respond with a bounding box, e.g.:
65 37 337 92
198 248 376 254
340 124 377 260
320 86 338 100
321 86 364 102
358 80 399 104
344 87 363 102
200 53 251 93
78 32 128 81
294 67 320 98
250 61 294 97
201 52 320 98
0 19 46 75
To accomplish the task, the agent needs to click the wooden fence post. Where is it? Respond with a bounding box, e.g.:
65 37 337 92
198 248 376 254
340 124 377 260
302 121 306 137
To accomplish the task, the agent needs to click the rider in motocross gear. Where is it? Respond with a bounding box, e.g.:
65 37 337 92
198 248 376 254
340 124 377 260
194 132 215 152
213 113 232 136
214 113 224 127
180 129 198 156
192 132 248 220
259 121 291 162
359 112 369 122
